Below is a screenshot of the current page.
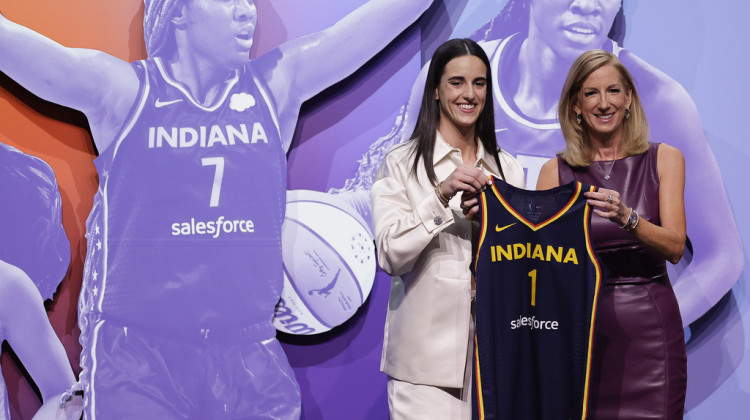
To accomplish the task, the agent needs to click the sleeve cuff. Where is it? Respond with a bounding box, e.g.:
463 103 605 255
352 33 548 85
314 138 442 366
416 190 455 234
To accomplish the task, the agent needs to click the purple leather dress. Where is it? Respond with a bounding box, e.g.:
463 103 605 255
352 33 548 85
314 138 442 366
558 143 687 419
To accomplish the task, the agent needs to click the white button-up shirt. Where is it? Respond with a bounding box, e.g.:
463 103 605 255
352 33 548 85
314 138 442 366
372 131 525 387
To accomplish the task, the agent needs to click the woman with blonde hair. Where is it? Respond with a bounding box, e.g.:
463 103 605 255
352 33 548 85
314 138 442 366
537 49 687 419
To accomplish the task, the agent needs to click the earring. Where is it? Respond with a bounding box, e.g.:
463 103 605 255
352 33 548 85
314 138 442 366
576 114 582 124
625 109 631 120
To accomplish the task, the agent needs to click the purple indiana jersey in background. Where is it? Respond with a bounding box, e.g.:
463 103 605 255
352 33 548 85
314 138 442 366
77 57 298 419
80 57 286 333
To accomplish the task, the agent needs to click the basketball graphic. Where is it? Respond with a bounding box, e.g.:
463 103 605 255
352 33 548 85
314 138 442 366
274 189 376 335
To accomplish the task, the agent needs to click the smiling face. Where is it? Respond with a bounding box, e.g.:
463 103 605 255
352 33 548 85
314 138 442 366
529 0 621 59
179 0 257 67
435 55 488 136
573 64 632 144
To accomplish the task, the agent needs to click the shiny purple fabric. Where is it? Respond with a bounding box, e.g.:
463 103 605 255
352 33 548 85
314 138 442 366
558 143 687 419
80 320 300 419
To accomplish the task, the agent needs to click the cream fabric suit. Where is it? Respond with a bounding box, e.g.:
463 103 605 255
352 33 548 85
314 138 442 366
372 131 525 391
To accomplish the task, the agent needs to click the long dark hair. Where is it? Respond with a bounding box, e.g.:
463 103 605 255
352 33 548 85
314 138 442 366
471 0 626 46
410 38 504 185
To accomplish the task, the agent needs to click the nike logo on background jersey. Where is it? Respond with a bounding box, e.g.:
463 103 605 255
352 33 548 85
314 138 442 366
495 223 516 232
154 98 184 108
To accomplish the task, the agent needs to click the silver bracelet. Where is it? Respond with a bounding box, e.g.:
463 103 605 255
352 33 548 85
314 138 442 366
628 210 640 231
617 207 633 230
621 209 640 232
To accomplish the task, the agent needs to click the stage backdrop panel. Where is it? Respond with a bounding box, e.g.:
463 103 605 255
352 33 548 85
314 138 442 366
0 1 747 419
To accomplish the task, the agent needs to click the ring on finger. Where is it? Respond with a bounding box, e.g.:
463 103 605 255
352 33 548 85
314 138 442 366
606 194 613 204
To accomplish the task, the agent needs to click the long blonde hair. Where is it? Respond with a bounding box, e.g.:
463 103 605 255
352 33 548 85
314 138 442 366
558 50 649 167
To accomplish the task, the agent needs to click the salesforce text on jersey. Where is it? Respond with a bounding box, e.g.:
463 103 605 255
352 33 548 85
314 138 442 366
171 216 254 238
510 315 559 331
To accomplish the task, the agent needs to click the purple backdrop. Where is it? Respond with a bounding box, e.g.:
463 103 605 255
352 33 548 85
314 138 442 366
282 1 749 419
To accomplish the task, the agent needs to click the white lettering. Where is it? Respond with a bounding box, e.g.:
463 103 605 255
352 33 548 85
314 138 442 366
251 122 268 143
227 124 249 145
146 123 270 148
510 315 560 331
180 127 199 148
157 126 177 148
169 216 255 238
207 125 228 147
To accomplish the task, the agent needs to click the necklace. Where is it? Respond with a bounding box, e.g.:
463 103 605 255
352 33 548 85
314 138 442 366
594 146 618 180
595 158 616 180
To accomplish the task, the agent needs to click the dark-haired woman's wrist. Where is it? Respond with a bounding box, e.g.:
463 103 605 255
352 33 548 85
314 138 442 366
436 181 453 207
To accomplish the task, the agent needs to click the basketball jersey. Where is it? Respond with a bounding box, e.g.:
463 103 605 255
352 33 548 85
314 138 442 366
79 57 286 334
472 179 604 420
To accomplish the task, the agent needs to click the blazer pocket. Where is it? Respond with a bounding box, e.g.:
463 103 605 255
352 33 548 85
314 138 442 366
430 276 472 342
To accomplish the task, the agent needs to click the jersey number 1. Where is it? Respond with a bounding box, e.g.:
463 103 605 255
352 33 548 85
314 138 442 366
528 269 537 306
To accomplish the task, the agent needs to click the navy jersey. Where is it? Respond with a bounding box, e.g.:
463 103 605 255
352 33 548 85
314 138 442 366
472 179 604 420
80 57 286 334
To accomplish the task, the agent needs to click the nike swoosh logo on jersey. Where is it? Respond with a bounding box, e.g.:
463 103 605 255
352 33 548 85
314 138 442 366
495 223 516 232
154 98 184 108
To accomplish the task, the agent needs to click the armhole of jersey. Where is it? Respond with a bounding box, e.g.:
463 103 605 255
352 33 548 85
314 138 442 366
474 189 490 274
581 183 603 418
107 61 151 162
250 68 282 145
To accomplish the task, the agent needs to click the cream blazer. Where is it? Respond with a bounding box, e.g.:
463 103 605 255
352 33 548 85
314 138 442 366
372 131 525 388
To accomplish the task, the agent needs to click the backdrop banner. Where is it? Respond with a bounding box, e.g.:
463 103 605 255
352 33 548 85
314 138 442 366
0 1 747 419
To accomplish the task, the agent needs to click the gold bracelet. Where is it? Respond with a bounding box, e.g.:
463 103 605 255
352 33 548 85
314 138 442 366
436 181 451 207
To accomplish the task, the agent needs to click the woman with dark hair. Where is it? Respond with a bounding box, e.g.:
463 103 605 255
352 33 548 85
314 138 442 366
537 49 688 418
371 38 524 419
0 142 82 420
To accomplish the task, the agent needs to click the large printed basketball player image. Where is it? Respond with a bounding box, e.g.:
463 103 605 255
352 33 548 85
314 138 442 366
340 0 742 327
0 0 434 418
0 143 82 420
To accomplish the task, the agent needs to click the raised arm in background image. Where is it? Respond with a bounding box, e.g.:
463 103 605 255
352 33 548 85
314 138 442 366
0 0 433 418
0 143 81 420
